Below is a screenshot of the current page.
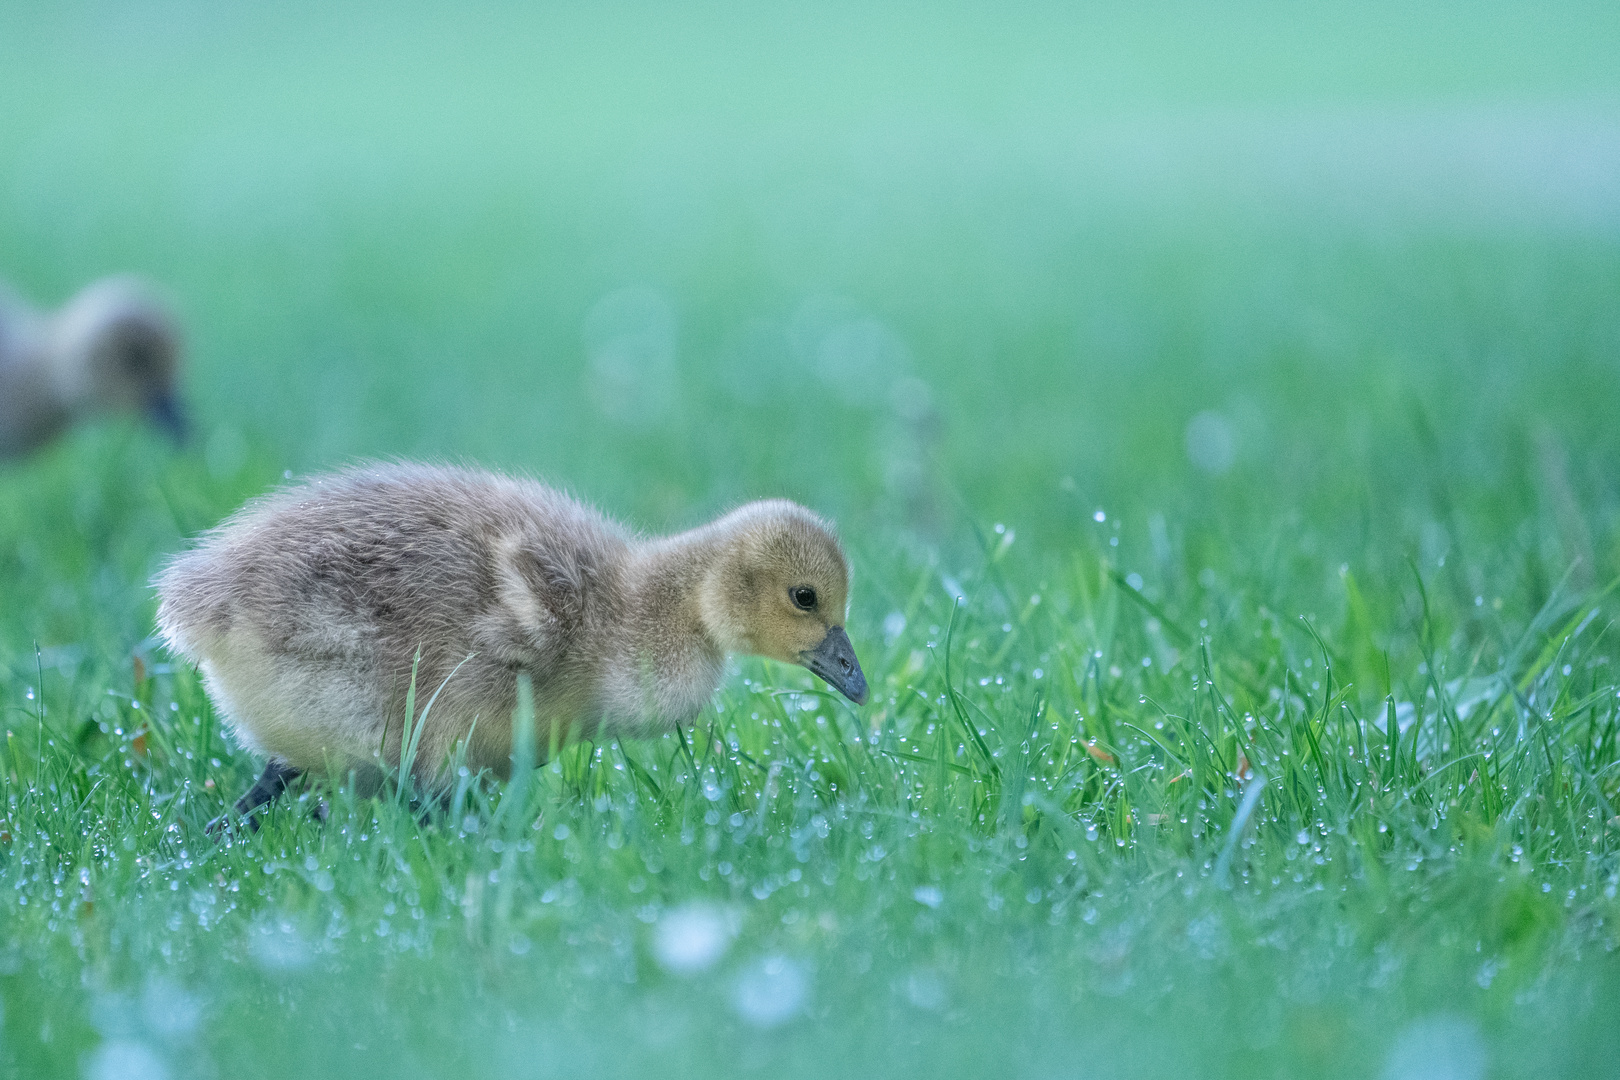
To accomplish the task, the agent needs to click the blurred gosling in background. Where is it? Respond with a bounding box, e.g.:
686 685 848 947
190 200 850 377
155 463 868 827
0 275 186 459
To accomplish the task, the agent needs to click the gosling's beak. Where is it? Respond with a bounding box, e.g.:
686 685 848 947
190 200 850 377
145 391 189 445
800 625 869 705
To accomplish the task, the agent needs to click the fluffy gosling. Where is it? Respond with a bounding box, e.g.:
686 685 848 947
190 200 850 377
155 463 868 824
0 275 185 460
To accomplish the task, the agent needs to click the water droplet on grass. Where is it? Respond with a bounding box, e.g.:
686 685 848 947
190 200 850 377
1186 411 1236 474
1381 1015 1487 1080
882 611 906 643
141 978 201 1038
654 903 732 975
87 1040 169 1080
249 919 311 972
905 970 946 1011
583 286 678 423
732 955 809 1028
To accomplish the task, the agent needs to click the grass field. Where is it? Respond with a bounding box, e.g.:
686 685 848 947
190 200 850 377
3 2 1620 1077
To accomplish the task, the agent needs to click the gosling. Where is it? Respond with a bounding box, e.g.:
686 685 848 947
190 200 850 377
155 462 868 823
0 275 185 460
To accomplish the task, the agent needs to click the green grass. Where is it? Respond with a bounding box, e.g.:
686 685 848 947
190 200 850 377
3 2 1620 1077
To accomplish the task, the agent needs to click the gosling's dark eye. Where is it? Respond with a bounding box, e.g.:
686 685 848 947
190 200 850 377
790 586 817 611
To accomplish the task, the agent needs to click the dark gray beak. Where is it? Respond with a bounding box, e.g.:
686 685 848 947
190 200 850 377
146 391 189 445
800 625 868 705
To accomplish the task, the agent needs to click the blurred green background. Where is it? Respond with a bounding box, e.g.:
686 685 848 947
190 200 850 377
5 0 1617 533
3 2 1620 1078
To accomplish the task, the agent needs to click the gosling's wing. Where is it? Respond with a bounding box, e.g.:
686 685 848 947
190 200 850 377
156 463 628 684
470 499 625 679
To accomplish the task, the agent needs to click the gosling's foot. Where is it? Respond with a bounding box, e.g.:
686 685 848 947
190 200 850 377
207 759 303 835
205 810 262 836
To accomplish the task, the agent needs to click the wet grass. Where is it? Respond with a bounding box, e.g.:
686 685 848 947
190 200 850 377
3 2 1620 1077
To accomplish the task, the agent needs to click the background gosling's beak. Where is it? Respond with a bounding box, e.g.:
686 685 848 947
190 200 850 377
146 391 189 445
801 625 869 705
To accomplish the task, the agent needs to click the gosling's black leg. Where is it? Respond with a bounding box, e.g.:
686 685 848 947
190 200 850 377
414 786 456 827
236 759 300 815
208 759 301 833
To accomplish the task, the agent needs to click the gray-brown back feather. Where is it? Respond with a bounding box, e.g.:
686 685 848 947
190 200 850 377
157 463 632 771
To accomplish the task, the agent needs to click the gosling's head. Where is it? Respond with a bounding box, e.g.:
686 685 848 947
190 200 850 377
47 276 186 440
698 499 869 704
